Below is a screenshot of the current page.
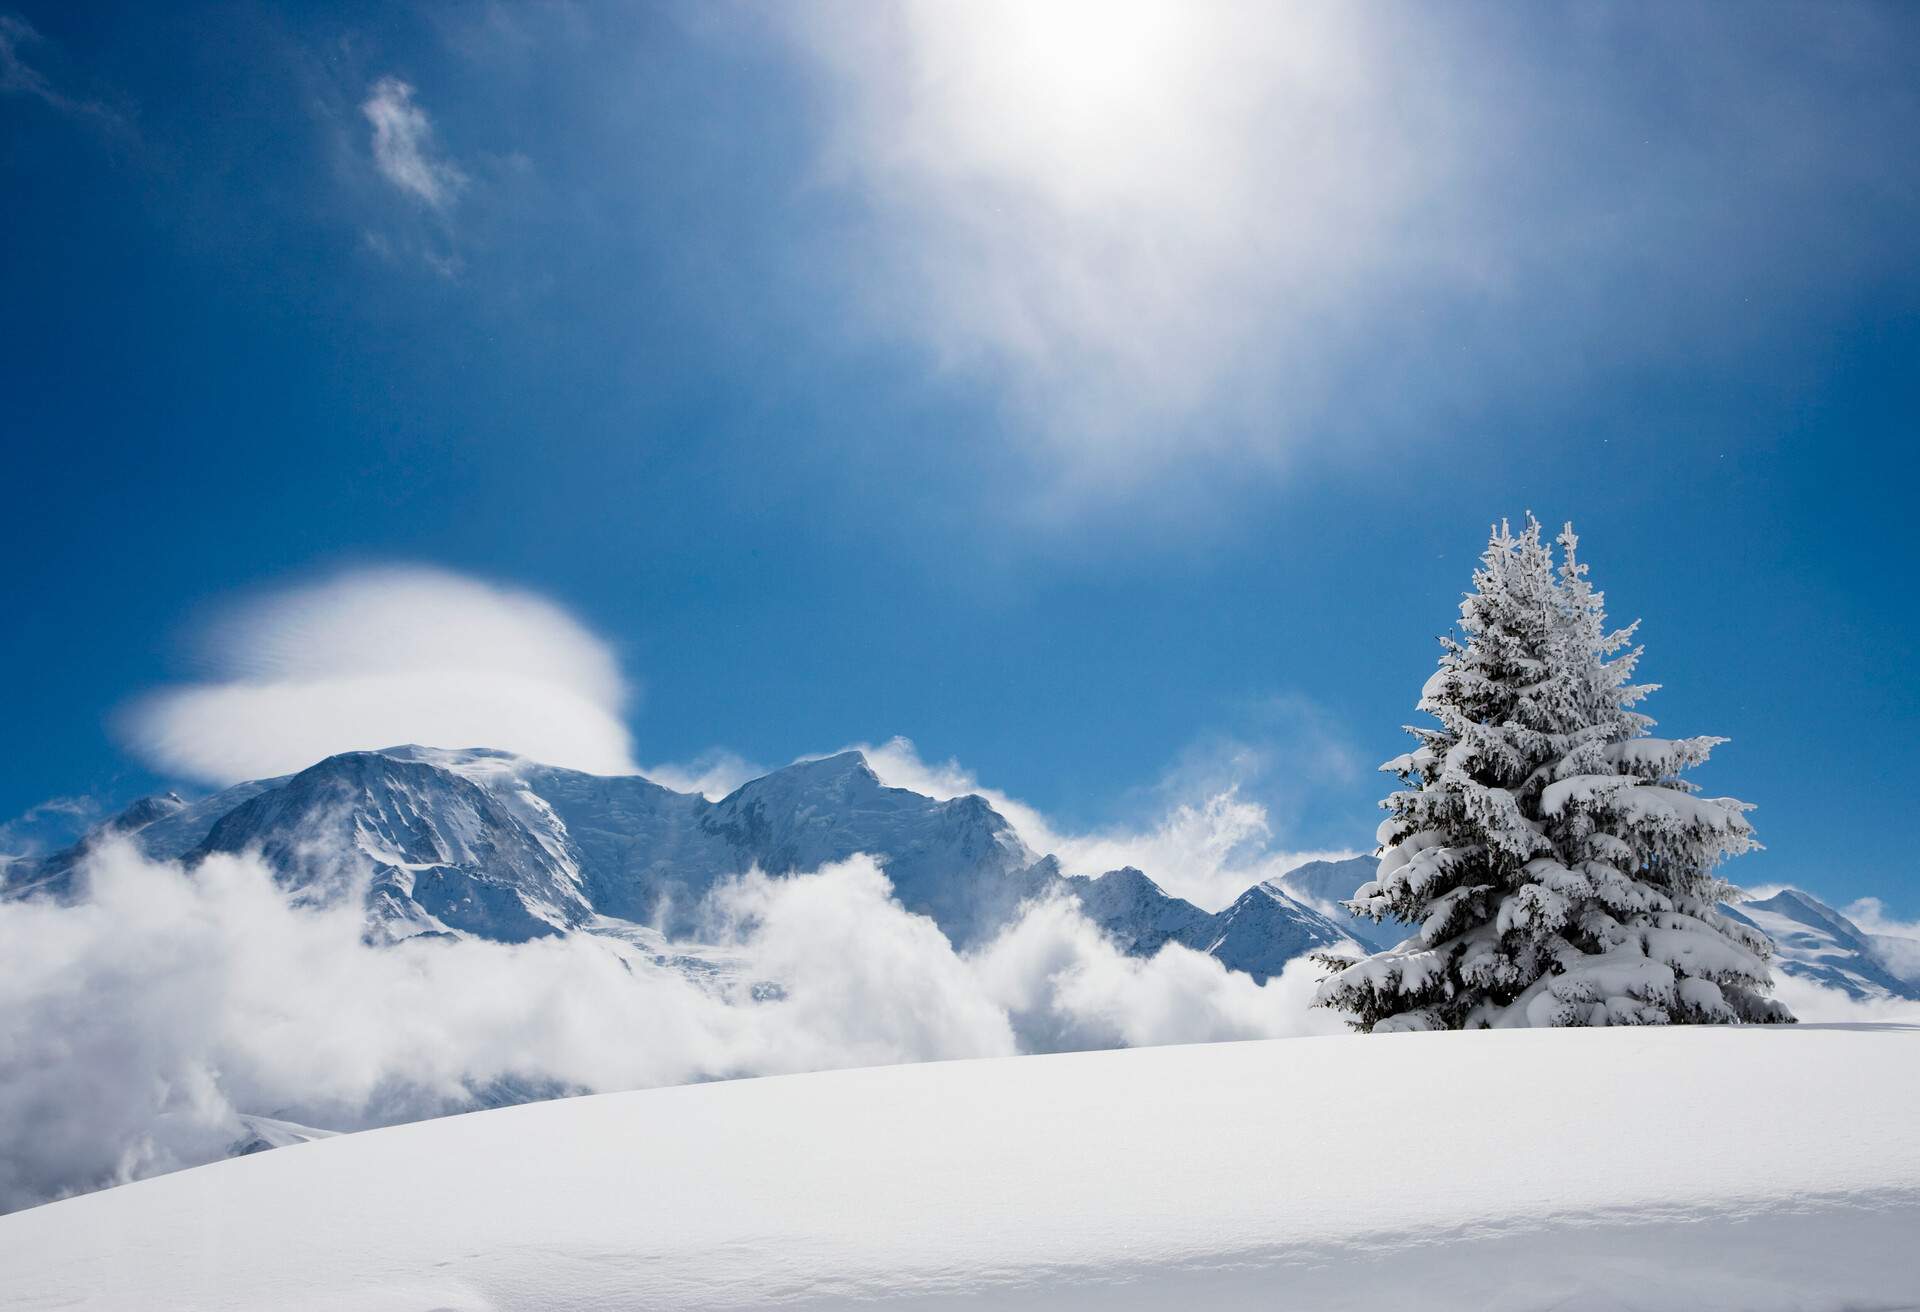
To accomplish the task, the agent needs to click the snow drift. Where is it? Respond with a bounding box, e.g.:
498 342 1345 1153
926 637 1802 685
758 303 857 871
2 1025 1914 1310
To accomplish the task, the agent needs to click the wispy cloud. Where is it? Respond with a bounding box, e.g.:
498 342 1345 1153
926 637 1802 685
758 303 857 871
1844 897 1920 984
119 566 637 784
361 75 466 209
642 749 767 802
1844 897 1920 941
0 795 100 867
0 13 125 130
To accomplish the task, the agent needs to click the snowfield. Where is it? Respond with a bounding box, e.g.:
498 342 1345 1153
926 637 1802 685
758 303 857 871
3 1026 1917 1311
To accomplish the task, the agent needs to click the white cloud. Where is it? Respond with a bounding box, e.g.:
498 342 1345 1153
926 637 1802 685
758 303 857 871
1049 790 1356 912
362 76 467 208
775 2 1917 496
120 566 637 783
1843 898 1920 984
971 894 1345 1051
853 735 1357 911
703 861 1019 1072
1768 974 1920 1028
1843 897 1920 942
0 841 1337 1211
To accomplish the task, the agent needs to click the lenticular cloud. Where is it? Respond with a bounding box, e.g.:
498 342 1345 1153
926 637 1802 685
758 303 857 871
120 566 638 783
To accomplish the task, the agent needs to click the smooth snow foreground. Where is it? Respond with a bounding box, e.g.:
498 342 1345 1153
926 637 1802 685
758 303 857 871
4 1027 1917 1311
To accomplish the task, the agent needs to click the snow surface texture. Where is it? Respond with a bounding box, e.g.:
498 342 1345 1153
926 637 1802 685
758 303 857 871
2 1026 1915 1312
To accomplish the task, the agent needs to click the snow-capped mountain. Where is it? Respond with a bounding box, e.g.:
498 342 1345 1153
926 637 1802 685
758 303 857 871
191 749 596 941
1179 880 1360 983
3 745 1361 977
1061 864 1358 983
1723 888 1920 1001
1270 856 1401 951
1062 865 1210 954
699 751 1050 945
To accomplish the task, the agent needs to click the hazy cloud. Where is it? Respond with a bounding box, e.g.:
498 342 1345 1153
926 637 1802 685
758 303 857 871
362 75 467 209
120 566 638 783
776 2 1920 497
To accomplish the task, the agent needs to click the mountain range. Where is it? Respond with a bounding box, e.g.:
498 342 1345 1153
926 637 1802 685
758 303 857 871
7 743 1916 1003
2 745 1364 982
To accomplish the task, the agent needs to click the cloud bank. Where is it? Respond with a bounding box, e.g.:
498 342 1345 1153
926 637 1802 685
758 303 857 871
121 566 638 784
0 843 1338 1211
1768 974 1920 1028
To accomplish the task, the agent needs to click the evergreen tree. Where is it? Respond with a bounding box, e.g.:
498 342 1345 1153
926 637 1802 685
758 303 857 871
1316 517 1792 1031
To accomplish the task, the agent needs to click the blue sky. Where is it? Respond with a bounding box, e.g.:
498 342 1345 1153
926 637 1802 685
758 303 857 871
3 2 1917 913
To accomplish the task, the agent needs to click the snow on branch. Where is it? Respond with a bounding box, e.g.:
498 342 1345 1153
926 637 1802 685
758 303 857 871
1315 515 1792 1032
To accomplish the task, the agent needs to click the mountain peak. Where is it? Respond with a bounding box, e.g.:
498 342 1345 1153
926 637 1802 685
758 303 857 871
1755 887 1826 914
107 792 189 834
791 749 874 777
726 751 878 800
1741 887 1865 944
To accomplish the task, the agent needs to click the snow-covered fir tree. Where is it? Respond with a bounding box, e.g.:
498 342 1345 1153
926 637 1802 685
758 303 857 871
1316 516 1793 1031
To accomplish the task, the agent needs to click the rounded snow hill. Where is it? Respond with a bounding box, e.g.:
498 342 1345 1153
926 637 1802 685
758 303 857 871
4 1026 1918 1311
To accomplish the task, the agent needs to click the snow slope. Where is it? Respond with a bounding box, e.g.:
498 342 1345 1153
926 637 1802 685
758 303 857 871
4 1025 1915 1311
